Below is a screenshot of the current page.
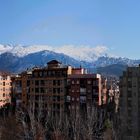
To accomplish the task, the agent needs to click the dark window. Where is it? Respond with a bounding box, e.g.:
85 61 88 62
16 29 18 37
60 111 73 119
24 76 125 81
57 104 60 109
35 88 39 93
57 88 60 94
57 96 60 101
53 80 56 85
53 88 56 94
27 80 30 86
58 80 60 86
39 72 43 77
3 82 5 86
40 80 45 85
35 80 39 86
127 100 132 107
127 91 132 97
40 88 45 93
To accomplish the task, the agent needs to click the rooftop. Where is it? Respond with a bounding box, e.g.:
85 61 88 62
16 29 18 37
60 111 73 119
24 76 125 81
68 74 101 79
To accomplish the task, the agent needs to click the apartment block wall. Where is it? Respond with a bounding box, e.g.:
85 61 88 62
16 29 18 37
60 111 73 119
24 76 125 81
18 60 69 117
11 75 24 107
11 60 107 118
0 73 12 107
120 66 140 140
67 74 106 112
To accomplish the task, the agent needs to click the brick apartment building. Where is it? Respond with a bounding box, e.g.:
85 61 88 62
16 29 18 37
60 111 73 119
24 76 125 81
28 60 72 116
12 60 72 116
66 74 107 112
11 60 107 117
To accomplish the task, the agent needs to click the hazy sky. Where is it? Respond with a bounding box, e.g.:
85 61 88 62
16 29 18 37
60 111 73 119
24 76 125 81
0 0 140 59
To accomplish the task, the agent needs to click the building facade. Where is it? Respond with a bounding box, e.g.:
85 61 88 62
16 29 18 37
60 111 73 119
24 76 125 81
12 60 72 117
12 60 108 119
67 74 107 113
119 65 140 140
0 72 12 107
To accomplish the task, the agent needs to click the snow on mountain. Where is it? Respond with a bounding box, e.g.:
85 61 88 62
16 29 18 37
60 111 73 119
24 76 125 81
54 45 108 62
0 44 53 57
0 45 139 77
0 44 108 62
0 44 13 54
94 56 136 67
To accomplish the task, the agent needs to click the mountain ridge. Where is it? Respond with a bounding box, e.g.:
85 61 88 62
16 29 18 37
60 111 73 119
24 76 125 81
0 44 139 77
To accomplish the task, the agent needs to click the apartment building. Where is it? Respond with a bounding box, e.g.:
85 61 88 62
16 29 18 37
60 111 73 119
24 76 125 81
119 65 140 140
67 74 107 113
12 60 72 117
0 72 12 107
12 60 108 119
11 75 23 107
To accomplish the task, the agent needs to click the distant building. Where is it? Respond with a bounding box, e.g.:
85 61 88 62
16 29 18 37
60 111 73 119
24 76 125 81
0 72 12 107
119 65 140 140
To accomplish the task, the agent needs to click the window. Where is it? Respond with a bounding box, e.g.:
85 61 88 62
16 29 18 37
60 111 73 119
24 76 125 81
49 88 52 93
88 90 91 93
80 96 86 103
127 100 132 107
67 96 71 102
40 88 45 93
57 80 60 86
87 80 91 84
60 88 63 92
127 91 132 97
128 81 132 88
53 80 56 85
40 80 45 85
27 80 30 86
72 80 74 84
57 96 60 101
57 104 60 109
77 90 79 92
35 80 39 86
53 88 56 94
39 72 43 77
57 88 60 94
34 72 38 77
76 80 79 84
35 88 39 93
3 82 5 86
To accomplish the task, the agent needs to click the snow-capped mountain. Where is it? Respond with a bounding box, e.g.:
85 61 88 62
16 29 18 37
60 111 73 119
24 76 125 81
0 44 108 61
0 50 91 73
0 44 139 77
94 56 138 67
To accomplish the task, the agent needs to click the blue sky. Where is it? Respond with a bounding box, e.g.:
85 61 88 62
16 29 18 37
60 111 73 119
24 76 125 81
0 0 140 59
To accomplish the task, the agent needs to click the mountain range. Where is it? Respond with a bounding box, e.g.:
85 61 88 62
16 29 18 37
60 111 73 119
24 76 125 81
0 45 139 77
